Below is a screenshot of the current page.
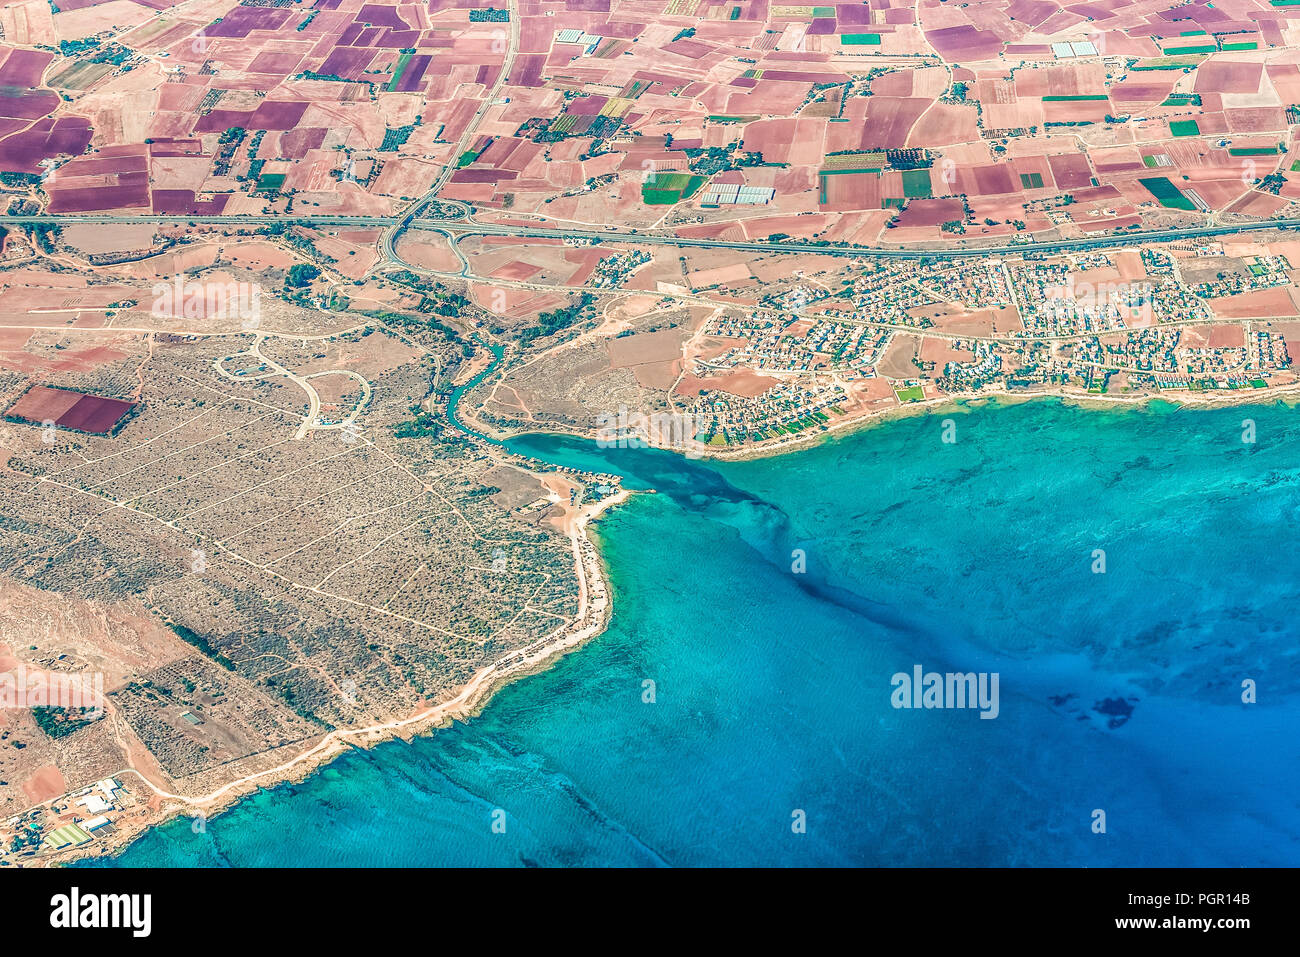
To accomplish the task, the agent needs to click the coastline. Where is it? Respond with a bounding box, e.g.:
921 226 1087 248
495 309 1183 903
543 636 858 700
688 382 1300 463
43 485 631 868
460 378 1300 466
40 379 1300 866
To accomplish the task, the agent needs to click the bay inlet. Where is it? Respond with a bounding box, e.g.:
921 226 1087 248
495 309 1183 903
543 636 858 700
87 399 1300 866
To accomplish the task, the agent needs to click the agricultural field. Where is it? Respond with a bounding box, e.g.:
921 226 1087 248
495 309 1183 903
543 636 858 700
4 385 136 435
0 0 1296 241
6 0 1300 870
642 172 707 205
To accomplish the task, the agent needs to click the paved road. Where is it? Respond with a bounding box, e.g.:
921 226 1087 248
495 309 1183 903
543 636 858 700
2 213 399 226
378 0 518 263
5 212 1300 259
408 217 1300 259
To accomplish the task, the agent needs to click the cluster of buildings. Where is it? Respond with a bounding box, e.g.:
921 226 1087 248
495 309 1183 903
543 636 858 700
940 340 1002 387
1252 330 1289 370
911 259 1014 310
591 249 650 288
692 379 850 445
698 183 776 206
1050 40 1100 58
554 28 604 55
704 313 890 374
1189 255 1293 299
2 777 127 861
1072 328 1195 375
663 243 1298 448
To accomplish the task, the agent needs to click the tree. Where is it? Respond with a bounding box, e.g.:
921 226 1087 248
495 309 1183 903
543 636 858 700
286 264 320 288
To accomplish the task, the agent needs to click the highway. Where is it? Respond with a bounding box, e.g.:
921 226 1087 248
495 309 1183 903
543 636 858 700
5 211 1300 260
406 217 1300 260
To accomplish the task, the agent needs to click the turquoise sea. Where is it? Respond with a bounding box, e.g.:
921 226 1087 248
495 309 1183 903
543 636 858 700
85 399 1300 866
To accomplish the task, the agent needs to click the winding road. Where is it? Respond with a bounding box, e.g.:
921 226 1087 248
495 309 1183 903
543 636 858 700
213 335 372 440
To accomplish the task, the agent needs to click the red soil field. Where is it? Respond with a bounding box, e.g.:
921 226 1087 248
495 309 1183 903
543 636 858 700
6 385 135 435
0 48 53 87
896 198 964 227
909 103 978 146
1225 108 1286 133
1207 287 1299 319
1047 153 1094 190
924 25 1003 61
1194 61 1263 95
1208 325 1247 349
676 370 780 398
861 97 930 148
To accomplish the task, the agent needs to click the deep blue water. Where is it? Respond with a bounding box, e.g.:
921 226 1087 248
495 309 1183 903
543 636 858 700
85 399 1300 866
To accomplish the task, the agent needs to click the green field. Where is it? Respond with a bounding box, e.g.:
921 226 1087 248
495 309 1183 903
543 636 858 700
1132 56 1206 70
1141 155 1164 168
901 169 932 198
256 172 286 191
1228 147 1278 156
641 172 706 205
1019 171 1044 188
894 385 924 402
1169 119 1201 137
1161 44 1216 54
841 33 882 45
1220 41 1259 51
45 823 93 848
386 51 413 92
1160 93 1202 106
1139 176 1196 211
1041 94 1108 101
456 149 480 167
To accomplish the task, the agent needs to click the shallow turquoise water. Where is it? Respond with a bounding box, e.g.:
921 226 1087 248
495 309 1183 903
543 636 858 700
444 342 503 443
86 399 1300 866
